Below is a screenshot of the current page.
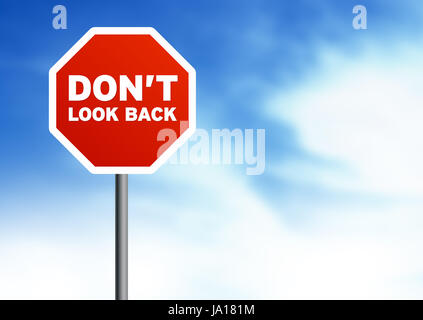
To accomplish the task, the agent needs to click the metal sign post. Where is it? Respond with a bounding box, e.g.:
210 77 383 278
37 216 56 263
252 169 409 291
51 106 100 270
115 174 128 300
49 28 196 300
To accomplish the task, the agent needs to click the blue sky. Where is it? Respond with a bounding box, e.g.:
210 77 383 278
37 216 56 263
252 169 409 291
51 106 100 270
2 0 423 299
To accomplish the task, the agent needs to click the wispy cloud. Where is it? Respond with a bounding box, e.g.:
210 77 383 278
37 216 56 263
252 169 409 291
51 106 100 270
269 43 423 197
3 0 423 300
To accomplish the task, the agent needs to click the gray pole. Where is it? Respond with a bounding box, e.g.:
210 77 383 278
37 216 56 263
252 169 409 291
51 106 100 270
115 174 128 300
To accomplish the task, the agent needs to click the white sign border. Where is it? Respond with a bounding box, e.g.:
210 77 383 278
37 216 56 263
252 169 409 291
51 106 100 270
49 27 196 174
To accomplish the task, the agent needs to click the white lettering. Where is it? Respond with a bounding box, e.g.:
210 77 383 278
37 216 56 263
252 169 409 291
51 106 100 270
151 107 163 121
68 107 79 121
156 75 178 101
120 75 142 101
106 107 119 121
138 108 151 121
69 75 91 101
92 107 105 121
126 107 138 121
68 107 119 121
79 107 91 121
164 107 176 121
93 75 117 101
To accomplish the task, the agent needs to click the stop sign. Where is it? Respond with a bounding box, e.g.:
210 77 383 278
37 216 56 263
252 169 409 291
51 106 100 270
49 27 196 174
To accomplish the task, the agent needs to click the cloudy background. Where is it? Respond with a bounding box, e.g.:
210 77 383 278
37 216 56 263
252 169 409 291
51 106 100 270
1 0 423 299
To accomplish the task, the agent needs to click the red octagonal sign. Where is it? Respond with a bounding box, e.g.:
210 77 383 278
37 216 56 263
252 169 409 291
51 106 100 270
49 27 196 174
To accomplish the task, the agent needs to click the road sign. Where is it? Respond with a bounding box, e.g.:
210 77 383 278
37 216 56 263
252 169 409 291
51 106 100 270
49 27 196 174
49 27 196 300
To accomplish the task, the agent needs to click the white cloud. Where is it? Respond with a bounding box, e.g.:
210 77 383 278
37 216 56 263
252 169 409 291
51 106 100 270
270 44 423 197
3 162 423 299
0 236 113 299
4 38 423 301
